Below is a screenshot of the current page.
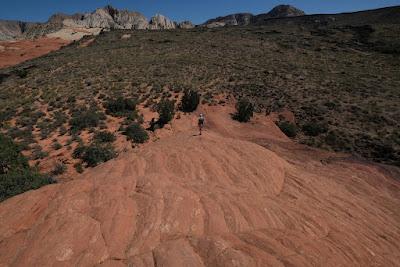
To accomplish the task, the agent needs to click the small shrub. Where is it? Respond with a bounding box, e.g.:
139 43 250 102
81 144 116 167
52 142 63 150
157 99 175 127
277 121 297 138
51 163 67 176
125 110 142 123
15 69 28 78
52 111 68 128
67 96 76 103
59 126 67 136
325 131 345 149
72 145 86 159
31 145 49 160
73 144 116 167
180 89 200 112
302 122 328 136
74 162 84 173
124 123 149 143
233 98 254 122
105 97 136 117
93 131 116 143
70 108 105 132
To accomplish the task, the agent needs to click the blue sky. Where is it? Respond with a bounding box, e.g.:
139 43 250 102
1 0 399 24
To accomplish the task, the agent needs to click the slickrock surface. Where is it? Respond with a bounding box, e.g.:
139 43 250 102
0 105 399 266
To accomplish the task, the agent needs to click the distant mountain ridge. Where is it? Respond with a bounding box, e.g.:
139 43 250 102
203 5 305 28
0 5 193 41
1 4 400 41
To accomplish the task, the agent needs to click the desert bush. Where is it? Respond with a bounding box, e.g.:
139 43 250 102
81 144 116 167
0 73 7 84
52 142 63 150
31 145 48 160
105 97 136 116
123 123 149 143
0 133 53 202
15 69 28 78
52 111 68 128
302 122 328 136
51 162 67 176
277 121 297 138
180 89 200 112
125 110 143 123
70 108 106 132
59 126 67 136
233 98 254 122
93 131 116 143
67 96 76 103
72 145 86 159
73 144 116 167
157 99 175 127
74 162 84 173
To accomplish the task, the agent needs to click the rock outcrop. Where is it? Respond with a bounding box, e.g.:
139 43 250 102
47 13 84 25
0 20 34 40
113 10 149 29
149 14 176 29
177 20 195 29
204 13 253 27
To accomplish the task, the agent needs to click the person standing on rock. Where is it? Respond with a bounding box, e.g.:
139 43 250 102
198 113 205 135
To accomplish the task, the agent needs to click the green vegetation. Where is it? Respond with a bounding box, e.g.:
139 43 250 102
180 89 200 112
93 131 116 143
0 20 399 166
156 99 175 128
15 69 27 79
74 162 84 174
52 141 63 150
123 123 149 143
105 97 136 117
31 145 48 160
73 143 116 167
233 98 254 122
277 121 297 138
302 122 328 137
70 107 106 132
51 162 67 176
0 134 53 202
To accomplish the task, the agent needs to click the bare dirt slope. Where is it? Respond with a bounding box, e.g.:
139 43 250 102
0 105 399 266
0 37 69 69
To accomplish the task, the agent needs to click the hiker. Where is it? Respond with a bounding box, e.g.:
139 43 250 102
198 113 205 135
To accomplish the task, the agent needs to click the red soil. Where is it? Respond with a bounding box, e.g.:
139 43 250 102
0 104 399 266
0 37 70 69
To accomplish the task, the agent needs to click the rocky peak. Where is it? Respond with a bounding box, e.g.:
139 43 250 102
266 5 305 18
101 5 118 19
